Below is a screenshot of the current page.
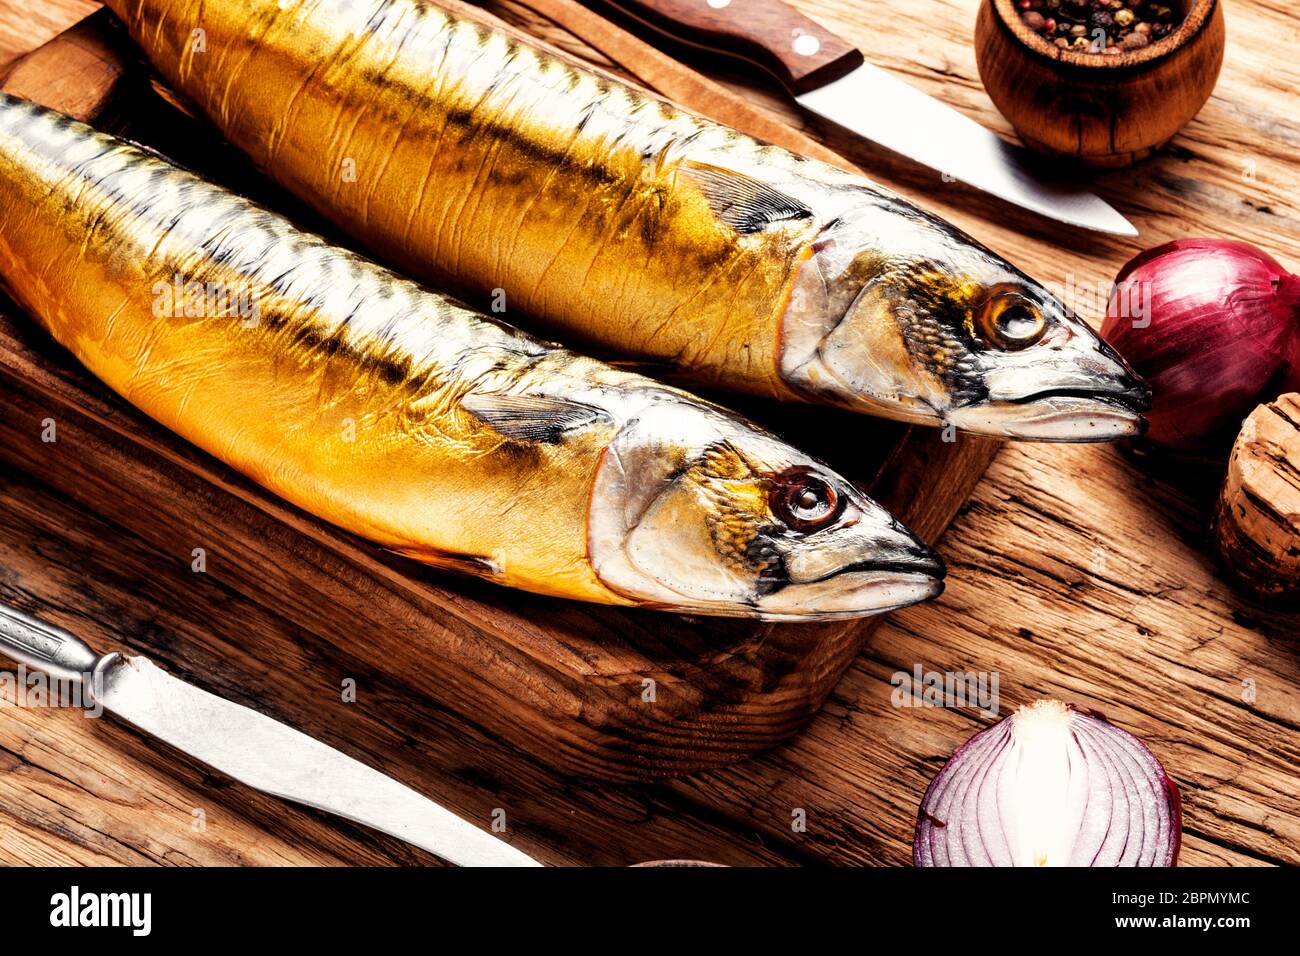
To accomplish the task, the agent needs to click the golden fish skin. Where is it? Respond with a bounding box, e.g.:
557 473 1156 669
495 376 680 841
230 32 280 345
103 0 1148 442
0 94 944 620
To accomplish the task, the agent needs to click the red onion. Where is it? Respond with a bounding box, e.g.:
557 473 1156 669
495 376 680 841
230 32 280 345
1101 238 1300 455
913 700 1181 867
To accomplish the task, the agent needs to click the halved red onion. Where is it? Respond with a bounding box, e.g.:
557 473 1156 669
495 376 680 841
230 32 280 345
913 700 1181 867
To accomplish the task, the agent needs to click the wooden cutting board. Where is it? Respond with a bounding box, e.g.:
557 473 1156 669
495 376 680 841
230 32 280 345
0 8 998 782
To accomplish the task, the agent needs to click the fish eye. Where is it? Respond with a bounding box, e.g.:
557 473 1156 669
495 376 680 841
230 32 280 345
770 468 845 533
976 286 1047 351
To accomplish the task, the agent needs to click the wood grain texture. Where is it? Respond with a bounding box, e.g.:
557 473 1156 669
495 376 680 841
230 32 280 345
0 0 1297 867
976 0 1226 166
0 0 94 71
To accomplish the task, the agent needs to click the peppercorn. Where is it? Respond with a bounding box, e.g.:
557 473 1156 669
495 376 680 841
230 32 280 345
1016 0 1182 54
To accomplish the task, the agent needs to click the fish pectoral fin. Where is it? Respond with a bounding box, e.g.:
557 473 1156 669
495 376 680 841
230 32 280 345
461 392 610 443
388 546 501 579
680 161 812 234
600 356 688 380
149 78 201 121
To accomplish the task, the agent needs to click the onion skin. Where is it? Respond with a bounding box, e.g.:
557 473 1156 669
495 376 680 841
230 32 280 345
1101 239 1300 456
913 701 1182 867
1164 774 1183 866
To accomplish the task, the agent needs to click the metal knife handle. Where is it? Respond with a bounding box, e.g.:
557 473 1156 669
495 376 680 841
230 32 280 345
599 0 863 93
0 601 105 681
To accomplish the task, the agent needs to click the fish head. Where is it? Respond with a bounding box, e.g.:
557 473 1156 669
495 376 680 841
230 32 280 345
779 198 1150 441
586 396 943 620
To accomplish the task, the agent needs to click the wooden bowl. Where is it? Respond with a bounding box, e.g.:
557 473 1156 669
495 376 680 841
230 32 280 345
975 0 1225 167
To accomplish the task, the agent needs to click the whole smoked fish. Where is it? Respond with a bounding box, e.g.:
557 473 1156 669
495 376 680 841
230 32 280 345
0 94 943 620
103 0 1149 441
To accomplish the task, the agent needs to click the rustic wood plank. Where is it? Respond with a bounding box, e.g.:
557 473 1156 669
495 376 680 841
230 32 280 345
0 0 94 70
0 6 131 118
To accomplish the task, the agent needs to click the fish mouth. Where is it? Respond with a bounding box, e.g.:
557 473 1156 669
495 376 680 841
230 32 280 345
948 383 1151 442
814 549 948 582
1008 384 1151 415
755 546 946 622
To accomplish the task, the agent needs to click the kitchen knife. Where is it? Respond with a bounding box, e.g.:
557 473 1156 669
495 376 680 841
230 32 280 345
0 601 541 867
593 0 1137 236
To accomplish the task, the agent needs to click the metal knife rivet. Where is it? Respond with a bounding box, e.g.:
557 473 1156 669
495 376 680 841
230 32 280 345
792 33 821 57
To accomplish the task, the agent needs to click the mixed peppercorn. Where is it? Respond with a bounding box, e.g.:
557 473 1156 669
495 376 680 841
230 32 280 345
1016 0 1183 54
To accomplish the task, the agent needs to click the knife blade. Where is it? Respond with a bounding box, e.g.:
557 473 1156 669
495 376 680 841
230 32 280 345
593 0 1137 236
0 601 541 867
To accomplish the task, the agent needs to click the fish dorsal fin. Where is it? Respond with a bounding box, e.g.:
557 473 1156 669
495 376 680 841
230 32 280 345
681 161 812 234
461 392 609 443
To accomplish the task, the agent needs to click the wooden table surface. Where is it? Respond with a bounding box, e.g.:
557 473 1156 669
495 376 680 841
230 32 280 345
0 0 1296 867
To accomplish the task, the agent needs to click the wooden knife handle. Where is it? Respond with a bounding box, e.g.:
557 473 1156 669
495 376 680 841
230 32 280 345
601 0 864 94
